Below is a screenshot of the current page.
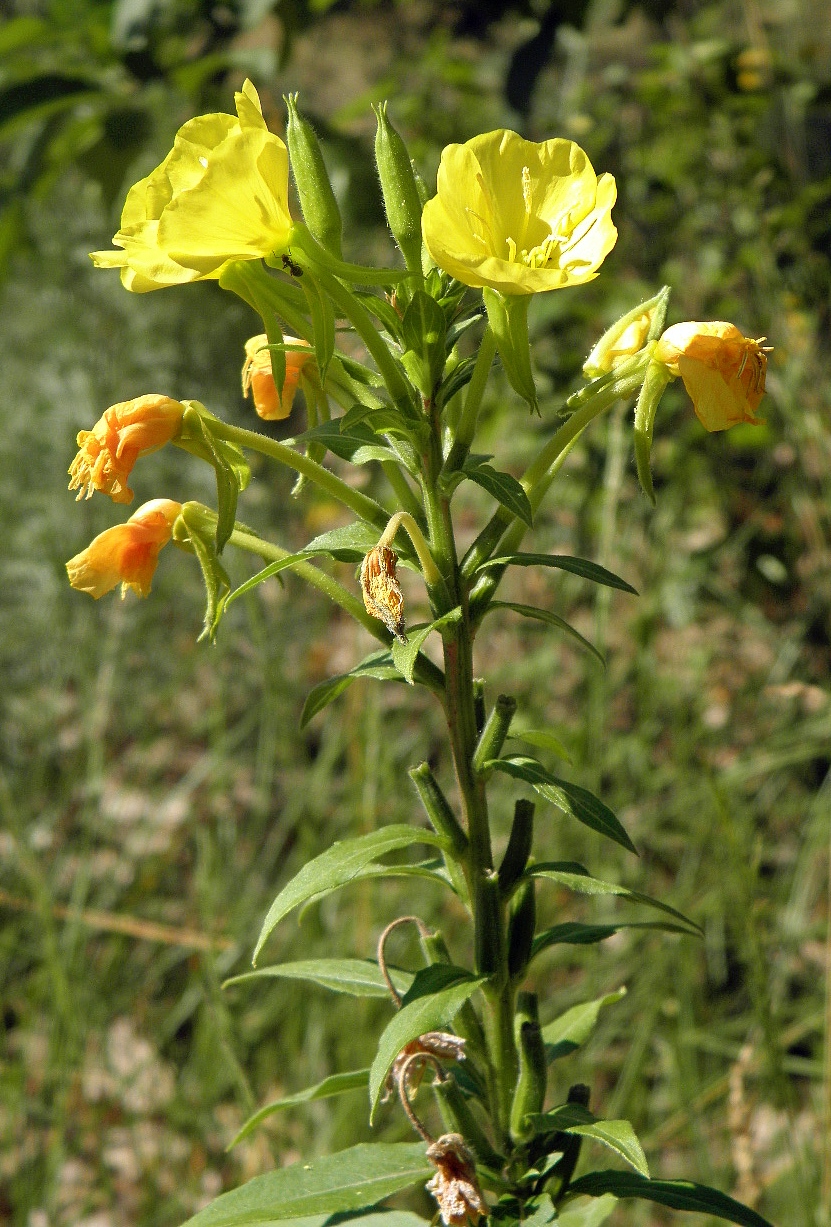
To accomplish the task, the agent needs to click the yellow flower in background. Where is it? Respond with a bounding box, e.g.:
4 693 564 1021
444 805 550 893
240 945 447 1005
654 321 770 431
421 129 617 295
66 499 182 599
241 334 313 420
68 395 185 504
91 81 292 292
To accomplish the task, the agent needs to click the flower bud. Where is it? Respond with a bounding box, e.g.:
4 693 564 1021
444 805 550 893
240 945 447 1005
68 395 185 504
66 498 182 599
284 93 343 258
360 544 406 641
373 102 424 274
583 287 669 378
653 321 770 431
242 334 313 420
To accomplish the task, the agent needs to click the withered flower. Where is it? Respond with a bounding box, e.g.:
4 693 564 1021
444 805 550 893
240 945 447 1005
384 1032 466 1101
426 1133 487 1227
360 544 406 642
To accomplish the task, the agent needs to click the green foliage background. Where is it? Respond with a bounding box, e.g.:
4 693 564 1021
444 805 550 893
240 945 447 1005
1 1 830 1224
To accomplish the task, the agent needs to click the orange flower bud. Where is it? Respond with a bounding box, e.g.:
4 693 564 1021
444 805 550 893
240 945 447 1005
654 321 770 432
68 395 185 504
241 334 313 420
360 545 406 641
66 499 182 599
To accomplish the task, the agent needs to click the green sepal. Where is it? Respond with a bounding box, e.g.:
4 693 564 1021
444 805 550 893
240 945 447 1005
301 263 336 385
633 356 673 505
178 501 232 642
284 92 343 258
482 288 537 413
218 259 312 343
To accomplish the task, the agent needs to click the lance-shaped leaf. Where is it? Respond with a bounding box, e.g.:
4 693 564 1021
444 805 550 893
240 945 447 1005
253 826 446 963
564 1121 649 1178
297 421 398 466
400 290 447 397
486 757 637 854
527 862 701 933
477 554 637 594
300 645 446 728
565 1172 775 1227
556 1196 618 1226
179 1143 434 1227
532 920 695 959
229 1070 371 1147
392 609 461 684
224 959 413 998
508 728 572 762
541 988 627 1060
462 461 533 527
485 603 604 667
369 974 486 1121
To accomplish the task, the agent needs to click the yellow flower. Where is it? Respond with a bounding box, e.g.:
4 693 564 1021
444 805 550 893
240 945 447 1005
68 395 185 504
66 499 182 599
654 321 769 431
241 334 313 420
421 129 617 295
91 81 292 292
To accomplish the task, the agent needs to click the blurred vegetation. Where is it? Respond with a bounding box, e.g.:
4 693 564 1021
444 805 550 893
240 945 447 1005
1 1 830 1225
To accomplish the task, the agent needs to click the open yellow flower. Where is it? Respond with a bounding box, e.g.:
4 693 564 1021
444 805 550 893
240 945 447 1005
68 395 185 504
91 81 292 292
66 499 182 599
242 335 313 420
654 321 769 431
422 129 617 295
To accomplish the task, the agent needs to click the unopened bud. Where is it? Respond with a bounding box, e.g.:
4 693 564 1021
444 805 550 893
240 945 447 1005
284 93 343 257
360 545 406 642
373 102 424 275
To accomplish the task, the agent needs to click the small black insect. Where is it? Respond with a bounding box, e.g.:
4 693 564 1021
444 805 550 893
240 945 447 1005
281 254 303 277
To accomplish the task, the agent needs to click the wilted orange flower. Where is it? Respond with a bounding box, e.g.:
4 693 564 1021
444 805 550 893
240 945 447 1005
242 334 313 420
68 395 185 504
425 1134 487 1226
654 321 770 431
66 499 182 599
360 545 405 641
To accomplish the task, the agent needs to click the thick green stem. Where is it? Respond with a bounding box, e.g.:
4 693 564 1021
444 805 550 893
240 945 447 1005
207 419 390 530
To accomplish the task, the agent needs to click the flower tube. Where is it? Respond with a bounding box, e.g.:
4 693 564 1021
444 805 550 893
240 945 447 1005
66 499 182 598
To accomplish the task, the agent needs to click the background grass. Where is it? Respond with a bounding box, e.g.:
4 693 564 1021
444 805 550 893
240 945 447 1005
1 1 830 1225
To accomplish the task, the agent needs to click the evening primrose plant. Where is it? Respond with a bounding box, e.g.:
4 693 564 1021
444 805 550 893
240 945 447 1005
71 80 775 1227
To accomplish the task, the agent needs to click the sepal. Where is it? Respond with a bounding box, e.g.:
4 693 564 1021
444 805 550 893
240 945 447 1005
483 289 537 413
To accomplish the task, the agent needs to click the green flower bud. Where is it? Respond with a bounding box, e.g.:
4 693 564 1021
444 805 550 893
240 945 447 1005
510 991 547 1143
373 101 423 274
284 94 343 258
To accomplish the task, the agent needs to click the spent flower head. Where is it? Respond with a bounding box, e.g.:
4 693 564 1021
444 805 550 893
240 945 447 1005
66 499 182 599
422 129 616 295
91 81 292 292
68 395 185 504
242 334 313 420
655 321 770 431
426 1134 487 1226
360 545 406 642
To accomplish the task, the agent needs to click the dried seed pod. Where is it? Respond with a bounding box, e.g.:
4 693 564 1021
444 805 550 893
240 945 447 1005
360 545 406 642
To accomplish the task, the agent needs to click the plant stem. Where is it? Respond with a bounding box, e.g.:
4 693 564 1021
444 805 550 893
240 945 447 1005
206 419 390 530
441 326 497 474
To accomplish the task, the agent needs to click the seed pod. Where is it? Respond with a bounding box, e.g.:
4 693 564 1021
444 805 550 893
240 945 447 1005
373 101 423 274
506 878 536 980
472 694 517 773
409 762 468 855
509 991 547 1144
498 799 535 895
284 93 343 257
474 870 506 983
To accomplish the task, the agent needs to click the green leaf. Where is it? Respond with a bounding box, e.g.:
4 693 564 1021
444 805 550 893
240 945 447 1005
369 975 486 1120
224 959 413 998
400 290 447 396
486 603 604 667
300 651 405 727
253 826 446 963
436 354 477 409
477 554 637 594
527 862 702 934
302 522 387 560
391 609 461 684
541 988 627 1059
178 1143 433 1227
298 421 396 466
302 266 336 384
399 963 476 1008
532 920 693 958
462 463 533 527
555 1196 618 1227
566 1172 775 1226
486 757 637 855
228 1070 371 1147
566 1121 649 1177
531 1103 596 1131
507 728 572 763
